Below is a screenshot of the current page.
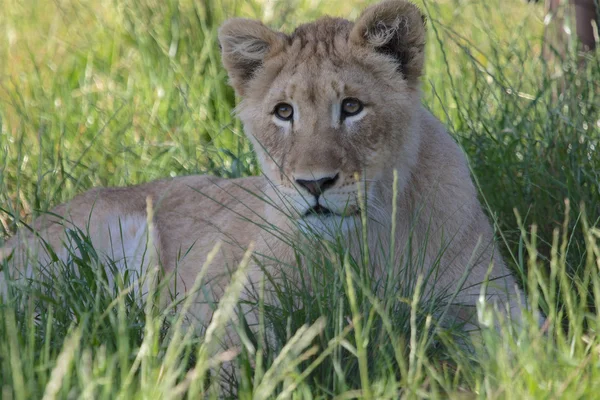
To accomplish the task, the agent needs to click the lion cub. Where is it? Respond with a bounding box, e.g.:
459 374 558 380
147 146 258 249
1 0 522 328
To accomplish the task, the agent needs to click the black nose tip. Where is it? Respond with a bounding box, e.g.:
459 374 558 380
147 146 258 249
295 174 339 197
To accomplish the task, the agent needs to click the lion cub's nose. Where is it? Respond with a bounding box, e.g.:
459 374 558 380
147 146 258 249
295 174 339 197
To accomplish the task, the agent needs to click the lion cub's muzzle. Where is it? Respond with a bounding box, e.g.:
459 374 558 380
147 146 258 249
287 171 360 218
295 174 339 198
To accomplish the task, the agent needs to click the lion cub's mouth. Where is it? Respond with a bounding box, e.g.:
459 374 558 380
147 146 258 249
304 204 335 217
303 205 360 218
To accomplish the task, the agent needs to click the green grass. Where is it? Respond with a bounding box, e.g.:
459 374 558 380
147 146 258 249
1 0 599 398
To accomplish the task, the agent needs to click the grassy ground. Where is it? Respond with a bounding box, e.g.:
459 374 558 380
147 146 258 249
1 0 599 398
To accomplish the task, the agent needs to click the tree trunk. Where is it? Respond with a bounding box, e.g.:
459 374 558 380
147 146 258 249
545 0 598 54
573 0 598 51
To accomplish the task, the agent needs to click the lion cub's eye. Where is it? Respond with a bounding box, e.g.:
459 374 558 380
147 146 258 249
341 98 364 118
274 103 294 121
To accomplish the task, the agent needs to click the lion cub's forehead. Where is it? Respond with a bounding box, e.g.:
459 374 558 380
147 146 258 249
288 17 353 56
264 18 377 103
281 17 355 68
273 63 343 101
268 66 376 110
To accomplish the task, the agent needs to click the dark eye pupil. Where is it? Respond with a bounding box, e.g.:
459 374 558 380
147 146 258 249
275 103 293 120
342 98 363 117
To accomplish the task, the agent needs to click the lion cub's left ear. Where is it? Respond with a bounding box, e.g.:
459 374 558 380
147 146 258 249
350 0 427 85
219 19 286 96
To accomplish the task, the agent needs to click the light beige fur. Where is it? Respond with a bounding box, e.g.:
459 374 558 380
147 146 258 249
0 0 522 328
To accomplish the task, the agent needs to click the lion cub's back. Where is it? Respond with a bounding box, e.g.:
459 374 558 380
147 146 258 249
1 175 267 282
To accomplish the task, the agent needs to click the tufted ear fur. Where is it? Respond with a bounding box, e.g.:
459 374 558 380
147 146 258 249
218 19 285 96
350 0 427 84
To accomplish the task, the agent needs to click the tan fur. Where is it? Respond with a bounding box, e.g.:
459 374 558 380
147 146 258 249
1 0 522 328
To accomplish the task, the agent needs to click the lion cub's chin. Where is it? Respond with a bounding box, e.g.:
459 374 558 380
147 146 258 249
296 212 360 239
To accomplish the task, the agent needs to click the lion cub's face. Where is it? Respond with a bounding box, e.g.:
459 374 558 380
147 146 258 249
219 0 426 223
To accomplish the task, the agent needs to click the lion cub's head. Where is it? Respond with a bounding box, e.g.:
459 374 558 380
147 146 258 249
219 0 426 225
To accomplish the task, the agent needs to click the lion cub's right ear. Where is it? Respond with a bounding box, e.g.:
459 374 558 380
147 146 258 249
350 0 427 85
218 19 285 96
